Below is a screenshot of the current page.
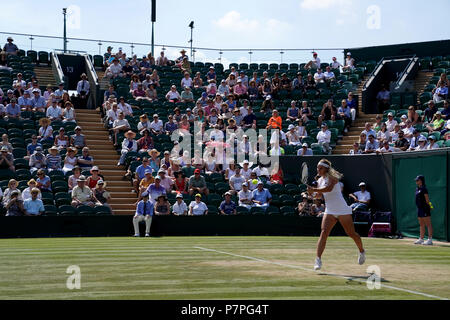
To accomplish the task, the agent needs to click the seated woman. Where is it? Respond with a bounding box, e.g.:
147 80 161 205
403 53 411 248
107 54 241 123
86 166 102 189
22 179 42 201
260 79 272 98
261 95 275 114
376 123 391 144
36 169 52 193
137 129 154 153
63 147 78 174
248 80 259 101
165 85 181 103
2 179 22 207
407 105 420 126
155 195 171 215
129 74 140 93
270 167 284 185
54 127 69 150
226 73 237 89
37 117 53 144
68 166 82 191
373 115 383 132
172 171 188 194
93 180 112 214
150 70 160 87
133 84 147 101
62 101 76 123
193 72 204 88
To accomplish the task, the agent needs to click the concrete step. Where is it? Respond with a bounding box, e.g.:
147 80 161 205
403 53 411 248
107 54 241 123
113 210 135 216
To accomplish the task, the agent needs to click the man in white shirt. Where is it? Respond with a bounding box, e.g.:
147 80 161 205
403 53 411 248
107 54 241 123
331 57 343 70
76 73 90 109
305 52 320 70
209 125 224 142
229 167 246 195
240 160 253 180
376 141 395 154
13 73 26 88
361 123 377 139
181 72 193 89
166 85 181 102
112 112 130 145
252 163 270 179
118 97 133 116
106 58 123 78
238 183 253 210
402 120 415 142
149 114 164 135
385 113 398 132
316 124 331 154
54 83 66 100
172 193 188 215
156 51 168 67
323 66 336 84
349 182 371 212
46 100 62 121
106 103 120 128
314 69 325 83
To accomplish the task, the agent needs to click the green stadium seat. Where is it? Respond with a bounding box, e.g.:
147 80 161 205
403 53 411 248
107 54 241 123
43 205 58 216
207 205 219 215
76 205 95 216
280 206 296 216
38 51 49 65
279 194 295 207
266 206 280 215
58 205 77 216
26 50 38 63
250 207 266 215
236 206 250 215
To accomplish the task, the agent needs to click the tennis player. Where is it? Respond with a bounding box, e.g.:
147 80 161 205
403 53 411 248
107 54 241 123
307 159 366 270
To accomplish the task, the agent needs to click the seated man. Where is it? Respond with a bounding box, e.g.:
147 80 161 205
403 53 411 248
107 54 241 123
316 124 332 154
133 193 154 237
433 82 448 103
149 114 164 136
71 176 99 208
188 169 209 196
219 192 237 215
141 176 166 204
105 58 123 78
297 143 313 156
323 66 336 84
0 146 15 172
376 140 395 154
304 52 320 70
313 68 325 84
112 112 131 145
229 167 246 195
70 126 87 150
364 134 379 154
376 85 390 112
23 188 45 216
251 181 272 209
349 182 371 212
171 193 188 216
238 183 253 210
394 130 410 151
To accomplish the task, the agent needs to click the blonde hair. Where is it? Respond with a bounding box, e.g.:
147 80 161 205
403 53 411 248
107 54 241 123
319 159 343 180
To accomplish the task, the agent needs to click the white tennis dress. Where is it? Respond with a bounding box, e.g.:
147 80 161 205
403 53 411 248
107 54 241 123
318 176 352 216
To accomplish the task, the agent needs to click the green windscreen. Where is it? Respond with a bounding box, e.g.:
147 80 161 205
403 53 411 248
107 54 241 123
393 154 448 241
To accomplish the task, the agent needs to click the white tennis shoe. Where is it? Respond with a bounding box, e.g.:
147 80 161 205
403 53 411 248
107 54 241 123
424 239 433 246
414 238 424 245
314 257 322 271
145 233 150 237
358 250 366 265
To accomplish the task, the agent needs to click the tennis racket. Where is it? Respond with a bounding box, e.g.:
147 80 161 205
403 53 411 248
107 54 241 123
301 162 309 186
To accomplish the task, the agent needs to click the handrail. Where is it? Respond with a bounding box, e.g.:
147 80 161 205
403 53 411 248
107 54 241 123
394 55 418 90
50 52 65 87
363 57 385 90
84 54 98 86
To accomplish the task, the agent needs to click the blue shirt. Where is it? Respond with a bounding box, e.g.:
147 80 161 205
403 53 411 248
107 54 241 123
252 188 272 205
136 164 152 180
31 96 47 108
18 96 32 107
135 200 154 216
6 104 20 116
104 90 118 100
219 200 236 215
77 155 93 168
143 184 166 203
23 198 45 215
338 106 351 118
27 142 42 155
346 99 357 110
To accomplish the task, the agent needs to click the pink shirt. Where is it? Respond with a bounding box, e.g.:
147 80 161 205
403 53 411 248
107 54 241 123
233 84 247 95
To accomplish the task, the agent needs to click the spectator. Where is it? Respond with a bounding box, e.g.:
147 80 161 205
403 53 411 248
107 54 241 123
77 147 94 171
337 99 352 133
238 183 253 210
23 188 45 216
242 106 257 129
36 169 51 193
154 195 171 216
251 181 272 209
193 72 204 89
138 169 155 198
142 176 166 204
157 170 174 194
6 98 20 118
62 147 78 174
270 167 284 185
156 51 168 66
349 142 362 155
323 66 336 84
71 175 98 208
433 82 448 103
286 101 300 122
376 140 395 154
18 90 32 111
305 52 320 70
68 166 82 191
229 167 246 196
86 166 102 189
93 180 112 213
181 86 194 103
103 46 113 67
346 92 357 121
233 79 247 100
164 115 178 135
1 37 18 64
22 179 42 201
399 115 408 129
426 136 439 150
415 137 429 151
286 124 301 146
129 74 141 93
408 130 426 151
261 80 273 99
300 101 313 122
112 112 130 145
364 134 379 154
376 121 392 144
118 131 137 166
314 68 325 84
219 192 237 215
148 149 161 173
319 99 336 126
137 129 154 153
37 118 53 144
422 101 437 124
133 193 154 237
407 106 420 126
0 134 12 152
206 80 217 96
166 85 181 103
266 110 282 130
385 113 398 132
188 194 208 216
0 146 14 171
62 101 76 123
298 196 312 216
317 124 331 154
46 146 62 172
118 97 133 116
394 130 410 151
54 83 67 100
297 143 313 156
5 190 25 216
105 58 123 78
54 127 69 150
2 179 22 207
149 114 164 136
188 168 209 196
137 114 151 134
390 124 401 143
76 73 90 109
361 122 377 139
311 198 325 217
403 120 415 142
133 83 147 101
376 84 390 112
181 72 193 89
217 79 229 97
441 100 450 120
172 193 188 216
426 111 445 133
349 182 371 212
27 145 45 173
343 52 355 72
331 56 343 70
180 56 191 74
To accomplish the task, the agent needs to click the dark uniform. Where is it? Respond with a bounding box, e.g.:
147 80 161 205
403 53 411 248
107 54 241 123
415 186 431 218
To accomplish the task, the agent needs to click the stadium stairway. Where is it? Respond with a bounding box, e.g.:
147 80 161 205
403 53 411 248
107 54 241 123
414 70 435 105
34 66 57 87
75 109 137 215
333 76 379 154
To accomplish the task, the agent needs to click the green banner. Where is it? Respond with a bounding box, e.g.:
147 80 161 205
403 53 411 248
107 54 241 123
393 154 448 241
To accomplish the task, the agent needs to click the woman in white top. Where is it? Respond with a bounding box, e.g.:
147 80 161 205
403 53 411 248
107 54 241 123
62 102 76 123
307 159 366 271
376 123 391 144
188 194 208 216
63 147 78 173
22 179 42 201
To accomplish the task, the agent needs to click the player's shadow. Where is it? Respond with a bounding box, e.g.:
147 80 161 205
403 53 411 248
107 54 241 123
318 272 390 284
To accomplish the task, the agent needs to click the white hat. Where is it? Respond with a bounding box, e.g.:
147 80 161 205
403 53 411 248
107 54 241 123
266 95 272 100
359 182 366 187
401 115 407 119
347 52 351 56
388 113 394 117
302 143 308 147
288 124 295 130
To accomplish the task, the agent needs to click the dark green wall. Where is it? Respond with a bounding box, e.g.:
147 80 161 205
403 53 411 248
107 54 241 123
346 39 450 62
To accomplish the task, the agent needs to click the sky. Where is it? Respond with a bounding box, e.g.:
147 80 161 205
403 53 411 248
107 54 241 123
1 0 449 67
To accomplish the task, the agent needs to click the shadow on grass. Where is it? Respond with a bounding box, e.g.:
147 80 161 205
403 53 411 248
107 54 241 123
318 272 390 284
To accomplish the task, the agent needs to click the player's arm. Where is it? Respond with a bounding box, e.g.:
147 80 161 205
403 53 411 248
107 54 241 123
308 177 337 194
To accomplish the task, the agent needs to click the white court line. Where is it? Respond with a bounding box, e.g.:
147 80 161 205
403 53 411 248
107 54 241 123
194 246 448 301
